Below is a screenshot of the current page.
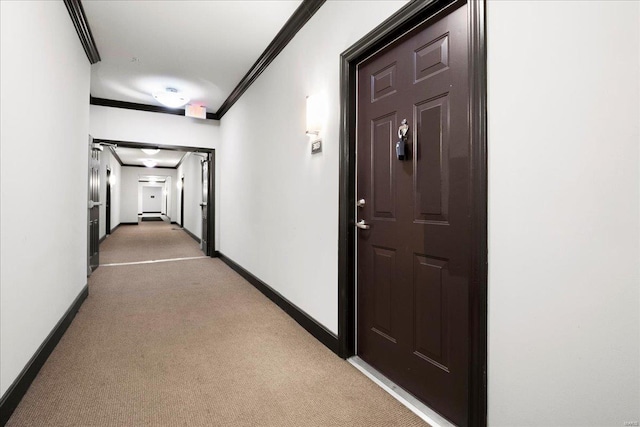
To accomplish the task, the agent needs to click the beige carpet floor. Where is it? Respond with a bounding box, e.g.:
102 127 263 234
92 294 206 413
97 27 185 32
100 222 205 264
7 223 427 426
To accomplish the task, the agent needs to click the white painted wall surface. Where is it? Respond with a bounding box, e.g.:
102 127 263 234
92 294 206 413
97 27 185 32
218 1 409 335
137 182 165 214
141 186 163 213
89 106 220 249
487 2 640 425
0 1 91 397
120 167 177 223
109 156 122 232
89 105 219 150
176 153 204 239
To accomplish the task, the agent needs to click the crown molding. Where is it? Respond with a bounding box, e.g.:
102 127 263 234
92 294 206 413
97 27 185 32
90 96 220 120
64 0 101 64
87 0 325 121
214 0 326 118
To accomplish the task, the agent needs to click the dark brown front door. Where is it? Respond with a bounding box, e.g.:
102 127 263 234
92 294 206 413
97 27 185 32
356 4 470 425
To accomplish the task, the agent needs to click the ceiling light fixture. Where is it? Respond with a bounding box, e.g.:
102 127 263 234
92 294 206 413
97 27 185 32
153 87 190 108
143 159 158 168
141 148 160 156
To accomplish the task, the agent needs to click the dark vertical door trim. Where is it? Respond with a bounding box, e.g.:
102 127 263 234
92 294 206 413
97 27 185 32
337 0 487 425
207 151 216 256
105 168 111 235
63 0 101 64
180 177 185 229
468 0 488 423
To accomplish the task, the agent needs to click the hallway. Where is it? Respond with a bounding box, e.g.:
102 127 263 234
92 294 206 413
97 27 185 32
7 223 426 426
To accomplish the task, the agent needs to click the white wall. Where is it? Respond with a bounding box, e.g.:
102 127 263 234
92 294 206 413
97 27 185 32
487 2 640 426
137 178 174 219
141 186 163 213
218 0 639 424
109 150 122 234
89 105 220 149
218 1 408 335
89 105 220 249
176 153 205 239
120 166 177 223
99 148 122 238
0 1 91 397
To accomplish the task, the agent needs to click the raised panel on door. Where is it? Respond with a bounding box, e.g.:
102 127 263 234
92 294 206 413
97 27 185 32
371 246 398 343
371 113 397 220
371 62 398 102
414 95 449 223
413 255 449 372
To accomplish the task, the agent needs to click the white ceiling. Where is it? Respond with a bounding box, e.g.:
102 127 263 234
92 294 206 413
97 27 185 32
114 147 186 168
84 0 303 112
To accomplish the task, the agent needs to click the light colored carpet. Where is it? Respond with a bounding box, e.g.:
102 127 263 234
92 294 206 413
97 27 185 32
7 224 428 426
100 222 205 264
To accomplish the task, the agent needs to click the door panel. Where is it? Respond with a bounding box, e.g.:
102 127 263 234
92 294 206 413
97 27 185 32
371 114 397 219
88 142 100 272
357 5 469 425
371 245 397 341
414 96 449 222
413 254 449 371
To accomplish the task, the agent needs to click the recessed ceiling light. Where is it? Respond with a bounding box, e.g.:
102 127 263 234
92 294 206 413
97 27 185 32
143 159 157 168
141 148 160 156
153 87 190 108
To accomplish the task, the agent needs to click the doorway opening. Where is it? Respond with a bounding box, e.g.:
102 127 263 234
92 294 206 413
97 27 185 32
337 0 487 426
92 139 216 259
138 174 171 222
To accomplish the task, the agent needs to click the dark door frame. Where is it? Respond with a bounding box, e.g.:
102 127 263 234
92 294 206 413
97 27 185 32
180 176 185 229
337 0 487 425
94 139 216 258
106 167 111 235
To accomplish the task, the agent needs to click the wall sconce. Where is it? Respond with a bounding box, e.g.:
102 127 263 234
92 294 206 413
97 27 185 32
109 173 116 186
306 94 326 136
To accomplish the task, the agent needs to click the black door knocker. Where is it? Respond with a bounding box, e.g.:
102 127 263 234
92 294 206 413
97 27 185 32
396 119 409 160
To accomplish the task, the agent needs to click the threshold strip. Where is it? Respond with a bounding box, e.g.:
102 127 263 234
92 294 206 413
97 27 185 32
101 256 208 267
348 356 454 427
